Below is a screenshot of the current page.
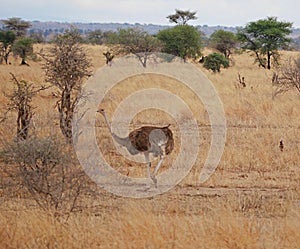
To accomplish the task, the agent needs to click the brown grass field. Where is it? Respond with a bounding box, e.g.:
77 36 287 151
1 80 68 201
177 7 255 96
0 45 299 248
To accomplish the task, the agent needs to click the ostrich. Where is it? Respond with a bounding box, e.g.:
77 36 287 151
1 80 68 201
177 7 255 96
97 109 174 188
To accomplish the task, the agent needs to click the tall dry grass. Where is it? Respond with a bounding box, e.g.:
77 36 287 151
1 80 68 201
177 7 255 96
0 200 299 249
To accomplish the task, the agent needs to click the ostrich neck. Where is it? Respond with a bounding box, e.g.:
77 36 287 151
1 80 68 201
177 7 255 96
102 112 112 134
102 112 130 147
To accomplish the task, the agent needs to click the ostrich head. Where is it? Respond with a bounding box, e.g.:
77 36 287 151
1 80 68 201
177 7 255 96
97 108 105 116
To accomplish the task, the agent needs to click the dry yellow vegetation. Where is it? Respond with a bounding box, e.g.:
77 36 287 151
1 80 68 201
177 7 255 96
0 45 299 249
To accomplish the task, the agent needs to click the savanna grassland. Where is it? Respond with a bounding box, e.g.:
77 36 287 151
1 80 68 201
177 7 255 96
0 45 299 249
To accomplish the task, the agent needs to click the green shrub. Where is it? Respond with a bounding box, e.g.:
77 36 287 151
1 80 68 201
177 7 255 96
203 52 229 72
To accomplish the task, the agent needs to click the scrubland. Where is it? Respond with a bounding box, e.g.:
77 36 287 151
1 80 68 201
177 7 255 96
0 45 299 248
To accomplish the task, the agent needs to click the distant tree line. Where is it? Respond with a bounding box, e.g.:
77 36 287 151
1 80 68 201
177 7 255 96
1 13 296 71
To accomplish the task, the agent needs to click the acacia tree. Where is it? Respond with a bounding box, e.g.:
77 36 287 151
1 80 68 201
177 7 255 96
237 17 292 69
167 9 197 25
2 17 31 38
157 25 202 61
1 18 32 65
158 9 202 61
209 30 237 58
0 30 16 64
12 37 34 65
113 28 161 67
41 28 92 143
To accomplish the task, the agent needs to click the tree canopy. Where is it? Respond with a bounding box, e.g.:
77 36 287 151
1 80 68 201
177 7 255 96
0 30 16 64
167 9 197 25
209 30 237 58
113 28 161 67
237 17 293 69
12 37 34 65
157 25 202 61
2 17 31 38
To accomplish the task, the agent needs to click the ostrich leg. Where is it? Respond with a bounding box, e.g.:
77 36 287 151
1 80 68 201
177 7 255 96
144 152 151 188
151 155 164 188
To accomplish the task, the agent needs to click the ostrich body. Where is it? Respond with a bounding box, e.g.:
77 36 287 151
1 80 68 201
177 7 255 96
97 109 174 188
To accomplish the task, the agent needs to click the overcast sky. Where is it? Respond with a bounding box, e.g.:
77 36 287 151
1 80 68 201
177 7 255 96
1 0 300 28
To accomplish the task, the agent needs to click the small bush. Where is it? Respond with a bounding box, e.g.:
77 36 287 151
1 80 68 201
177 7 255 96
0 136 87 217
203 52 229 72
1 74 47 141
272 57 300 97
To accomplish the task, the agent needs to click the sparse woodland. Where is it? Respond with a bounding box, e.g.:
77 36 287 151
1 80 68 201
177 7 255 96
0 14 299 249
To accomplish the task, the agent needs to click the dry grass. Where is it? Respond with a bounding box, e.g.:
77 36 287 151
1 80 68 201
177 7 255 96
0 200 299 249
0 45 299 248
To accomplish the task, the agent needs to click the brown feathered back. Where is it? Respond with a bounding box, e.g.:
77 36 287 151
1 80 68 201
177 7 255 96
129 125 174 155
129 127 152 152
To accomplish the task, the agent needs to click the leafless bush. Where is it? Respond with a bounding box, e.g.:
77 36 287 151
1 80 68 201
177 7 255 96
272 57 300 98
1 73 48 141
0 135 90 218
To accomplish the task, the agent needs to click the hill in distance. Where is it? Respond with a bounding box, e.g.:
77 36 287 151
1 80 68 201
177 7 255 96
1 20 300 39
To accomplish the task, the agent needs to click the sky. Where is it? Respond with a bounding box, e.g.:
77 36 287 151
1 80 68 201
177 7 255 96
1 0 300 28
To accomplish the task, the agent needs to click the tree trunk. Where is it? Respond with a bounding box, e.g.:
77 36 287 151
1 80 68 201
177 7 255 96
58 89 73 143
17 108 32 140
254 50 266 68
267 51 271 70
4 53 9 64
20 57 29 66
